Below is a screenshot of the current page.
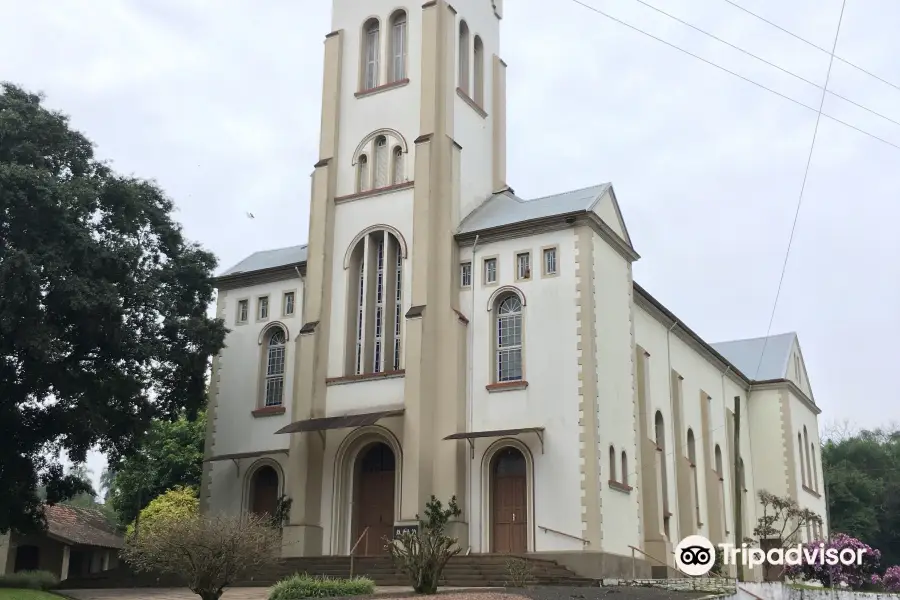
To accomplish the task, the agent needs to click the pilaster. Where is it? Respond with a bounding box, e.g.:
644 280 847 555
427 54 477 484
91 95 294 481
283 28 343 557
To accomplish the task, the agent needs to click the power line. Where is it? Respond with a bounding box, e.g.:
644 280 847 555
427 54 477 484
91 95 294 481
567 0 900 153
752 0 847 380
720 0 900 95
627 0 900 130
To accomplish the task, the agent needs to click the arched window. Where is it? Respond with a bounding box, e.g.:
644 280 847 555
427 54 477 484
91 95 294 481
458 21 470 93
391 146 404 185
389 10 407 82
810 442 819 491
687 428 700 526
798 433 806 486
803 426 813 489
374 136 389 188
714 444 723 477
655 411 670 537
608 445 616 482
263 327 286 406
495 294 523 382
346 229 405 375
473 35 484 105
357 154 370 192
362 18 380 91
621 450 628 486
687 429 696 464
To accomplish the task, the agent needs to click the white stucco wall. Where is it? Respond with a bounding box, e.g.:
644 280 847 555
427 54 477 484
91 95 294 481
633 306 758 546
460 228 583 552
327 188 415 379
211 281 303 459
593 235 641 555
788 391 828 536
332 2 422 199
452 0 499 222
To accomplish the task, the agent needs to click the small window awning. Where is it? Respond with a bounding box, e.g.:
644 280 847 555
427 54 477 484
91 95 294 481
205 449 289 463
444 426 545 458
275 408 405 435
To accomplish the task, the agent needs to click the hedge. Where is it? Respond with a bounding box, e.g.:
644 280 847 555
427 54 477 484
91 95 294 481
268 574 376 600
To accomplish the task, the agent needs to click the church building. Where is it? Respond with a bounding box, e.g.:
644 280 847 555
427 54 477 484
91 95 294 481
200 0 829 579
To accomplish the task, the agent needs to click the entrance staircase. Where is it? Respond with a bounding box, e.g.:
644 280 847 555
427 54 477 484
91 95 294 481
61 554 598 589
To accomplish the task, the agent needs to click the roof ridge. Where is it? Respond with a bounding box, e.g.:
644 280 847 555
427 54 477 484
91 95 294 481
525 182 609 202
712 331 797 346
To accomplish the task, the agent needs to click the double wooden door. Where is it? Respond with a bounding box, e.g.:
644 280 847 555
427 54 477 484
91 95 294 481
492 448 527 554
356 443 396 555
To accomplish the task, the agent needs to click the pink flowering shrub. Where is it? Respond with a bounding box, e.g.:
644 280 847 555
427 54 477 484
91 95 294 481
871 565 900 592
784 534 880 589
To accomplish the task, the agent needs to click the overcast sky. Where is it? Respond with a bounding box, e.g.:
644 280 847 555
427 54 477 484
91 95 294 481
4 0 898 494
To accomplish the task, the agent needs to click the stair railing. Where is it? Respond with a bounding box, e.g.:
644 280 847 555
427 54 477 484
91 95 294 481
349 527 370 578
538 525 590 546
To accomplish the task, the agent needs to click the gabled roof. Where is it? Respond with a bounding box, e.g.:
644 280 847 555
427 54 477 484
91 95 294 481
457 183 612 234
710 332 797 381
219 244 308 277
44 504 123 549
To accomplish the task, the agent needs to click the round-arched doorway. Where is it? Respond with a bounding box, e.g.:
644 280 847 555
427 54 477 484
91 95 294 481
249 465 280 518
353 442 396 555
491 447 528 553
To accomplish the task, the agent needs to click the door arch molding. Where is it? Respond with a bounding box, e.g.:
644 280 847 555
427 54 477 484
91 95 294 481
332 425 403 554
481 438 535 553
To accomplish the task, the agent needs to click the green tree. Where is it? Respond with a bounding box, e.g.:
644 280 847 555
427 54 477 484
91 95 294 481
823 427 900 567
107 411 207 525
0 83 227 535
127 485 199 537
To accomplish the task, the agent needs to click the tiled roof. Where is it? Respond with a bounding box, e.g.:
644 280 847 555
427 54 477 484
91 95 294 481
457 183 612 234
44 504 124 549
219 244 308 277
710 332 797 381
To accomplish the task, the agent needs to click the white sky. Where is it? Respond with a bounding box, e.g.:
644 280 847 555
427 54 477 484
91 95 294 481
4 0 899 494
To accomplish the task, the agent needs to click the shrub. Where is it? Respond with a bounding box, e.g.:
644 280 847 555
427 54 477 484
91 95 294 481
0 570 58 590
784 533 880 589
268 574 376 600
871 565 900 592
387 495 463 594
126 485 198 537
122 512 281 600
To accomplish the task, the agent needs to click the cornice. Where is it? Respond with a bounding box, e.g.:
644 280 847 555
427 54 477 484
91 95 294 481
214 264 305 290
750 379 821 414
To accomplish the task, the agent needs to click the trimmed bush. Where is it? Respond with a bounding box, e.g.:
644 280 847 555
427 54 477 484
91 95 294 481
0 570 59 590
268 574 376 600
126 485 198 537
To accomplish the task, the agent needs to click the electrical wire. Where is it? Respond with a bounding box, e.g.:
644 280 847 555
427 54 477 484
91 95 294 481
720 0 900 95
751 0 847 380
626 0 900 130
567 0 900 153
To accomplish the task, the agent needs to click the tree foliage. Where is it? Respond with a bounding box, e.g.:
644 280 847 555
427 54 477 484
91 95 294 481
0 83 226 534
823 427 900 567
784 533 880 589
750 489 823 551
107 411 206 525
128 485 199 537
122 512 281 600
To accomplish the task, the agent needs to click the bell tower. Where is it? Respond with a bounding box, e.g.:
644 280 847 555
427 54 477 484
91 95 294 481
282 0 508 555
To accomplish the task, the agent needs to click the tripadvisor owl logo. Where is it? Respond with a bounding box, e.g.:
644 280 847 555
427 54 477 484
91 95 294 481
675 535 717 576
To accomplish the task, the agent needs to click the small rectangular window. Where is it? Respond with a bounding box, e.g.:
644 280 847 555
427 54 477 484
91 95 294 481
484 258 497 284
543 247 558 276
516 252 531 280
258 296 269 320
283 292 295 316
237 299 249 323
460 262 472 287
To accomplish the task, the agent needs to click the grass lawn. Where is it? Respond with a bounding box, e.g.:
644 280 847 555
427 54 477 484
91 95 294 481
0 590 66 599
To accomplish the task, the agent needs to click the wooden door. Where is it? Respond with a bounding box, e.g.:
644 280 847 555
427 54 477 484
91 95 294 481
251 466 280 518
356 443 396 555
492 448 527 554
